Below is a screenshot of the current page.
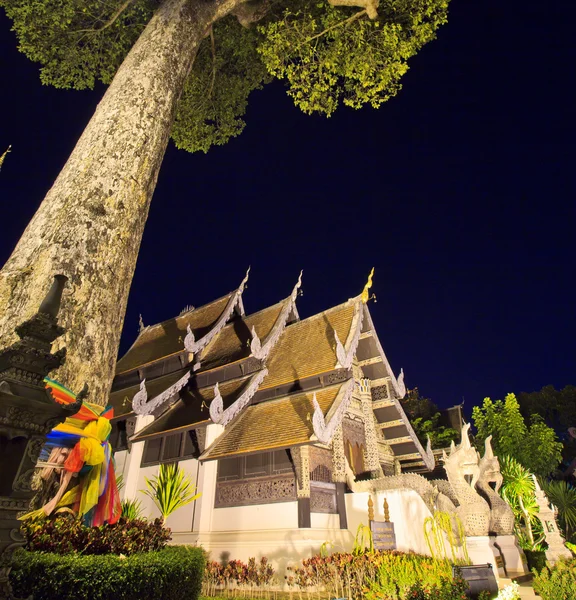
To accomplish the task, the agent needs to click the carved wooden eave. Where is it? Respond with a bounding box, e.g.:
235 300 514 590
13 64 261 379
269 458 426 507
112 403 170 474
249 271 302 361
184 267 250 360
132 370 191 416
311 378 355 445
209 368 269 426
334 298 364 370
362 305 434 471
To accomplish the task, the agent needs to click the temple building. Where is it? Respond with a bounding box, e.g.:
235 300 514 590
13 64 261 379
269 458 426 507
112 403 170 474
110 270 527 575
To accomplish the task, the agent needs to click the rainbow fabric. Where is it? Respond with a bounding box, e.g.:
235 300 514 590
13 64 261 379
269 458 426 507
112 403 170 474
25 378 121 526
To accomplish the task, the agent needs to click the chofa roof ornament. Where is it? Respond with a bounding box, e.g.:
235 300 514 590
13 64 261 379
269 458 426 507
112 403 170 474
209 368 269 426
184 267 250 355
132 371 191 416
312 379 355 445
250 271 303 361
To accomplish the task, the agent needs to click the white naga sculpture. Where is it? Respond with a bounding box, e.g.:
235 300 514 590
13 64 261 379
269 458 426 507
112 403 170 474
476 436 515 535
442 424 491 536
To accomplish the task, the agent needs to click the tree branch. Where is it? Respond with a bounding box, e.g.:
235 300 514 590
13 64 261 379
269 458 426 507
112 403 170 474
208 26 217 98
303 9 366 45
74 0 137 34
328 0 379 20
232 0 271 28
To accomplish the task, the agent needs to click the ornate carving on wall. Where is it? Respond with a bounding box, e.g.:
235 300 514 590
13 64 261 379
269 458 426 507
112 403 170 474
358 379 382 475
184 267 250 356
334 301 364 370
372 383 389 401
331 425 346 483
476 436 515 535
310 483 338 513
312 379 355 445
132 370 191 416
323 370 350 386
309 446 333 476
209 368 268 426
342 418 366 448
250 272 302 360
215 474 296 508
291 446 311 498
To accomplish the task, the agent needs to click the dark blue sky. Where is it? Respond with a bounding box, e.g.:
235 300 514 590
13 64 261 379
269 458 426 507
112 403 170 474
0 0 574 413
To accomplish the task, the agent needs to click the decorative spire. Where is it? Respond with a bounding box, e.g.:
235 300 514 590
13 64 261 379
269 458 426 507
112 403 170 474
361 267 375 304
138 314 145 333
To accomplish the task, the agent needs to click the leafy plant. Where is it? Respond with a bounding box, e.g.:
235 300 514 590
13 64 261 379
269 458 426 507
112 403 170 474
532 557 576 600
423 510 469 565
500 456 545 551
141 462 200 524
20 514 170 555
352 522 374 555
404 574 470 600
472 394 563 476
121 497 144 521
10 546 205 600
540 480 576 541
203 557 275 597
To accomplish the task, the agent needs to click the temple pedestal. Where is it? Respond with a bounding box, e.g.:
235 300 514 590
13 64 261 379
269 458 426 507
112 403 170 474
465 536 505 580
494 535 528 577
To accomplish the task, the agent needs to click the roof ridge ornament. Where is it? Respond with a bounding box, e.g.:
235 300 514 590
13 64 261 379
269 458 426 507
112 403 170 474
209 368 269 426
361 267 375 304
132 370 192 416
334 300 364 369
312 379 355 445
250 270 303 361
184 266 251 356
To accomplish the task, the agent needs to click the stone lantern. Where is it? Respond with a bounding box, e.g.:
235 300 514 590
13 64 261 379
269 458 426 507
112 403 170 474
0 275 83 600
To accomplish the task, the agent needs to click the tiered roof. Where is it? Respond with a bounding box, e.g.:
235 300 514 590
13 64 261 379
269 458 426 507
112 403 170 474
110 271 433 472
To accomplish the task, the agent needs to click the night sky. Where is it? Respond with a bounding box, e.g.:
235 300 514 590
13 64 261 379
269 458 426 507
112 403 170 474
0 0 574 413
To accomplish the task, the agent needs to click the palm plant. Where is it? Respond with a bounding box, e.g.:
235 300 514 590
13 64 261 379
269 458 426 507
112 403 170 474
500 455 545 550
541 480 576 542
141 462 200 524
121 498 144 520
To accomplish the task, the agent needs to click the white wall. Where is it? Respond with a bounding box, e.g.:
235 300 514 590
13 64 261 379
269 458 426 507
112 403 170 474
345 489 432 555
212 502 298 531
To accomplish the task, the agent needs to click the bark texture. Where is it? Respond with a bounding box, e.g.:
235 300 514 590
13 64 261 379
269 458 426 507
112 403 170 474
0 0 239 405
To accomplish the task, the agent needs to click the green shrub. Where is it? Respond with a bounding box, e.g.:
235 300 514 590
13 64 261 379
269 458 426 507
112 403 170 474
285 550 453 600
21 514 170 555
10 546 205 600
523 549 547 572
405 574 470 600
532 557 576 600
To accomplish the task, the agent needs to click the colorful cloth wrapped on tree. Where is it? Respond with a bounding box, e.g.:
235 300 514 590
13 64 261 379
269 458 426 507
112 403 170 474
22 378 121 527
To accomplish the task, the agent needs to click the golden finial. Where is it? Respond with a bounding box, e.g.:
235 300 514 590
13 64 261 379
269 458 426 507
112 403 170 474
383 497 390 522
361 267 375 304
368 495 374 521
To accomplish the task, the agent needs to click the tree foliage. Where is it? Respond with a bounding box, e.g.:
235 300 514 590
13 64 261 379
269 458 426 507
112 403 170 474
401 388 459 449
1 0 449 152
541 480 576 542
472 393 563 477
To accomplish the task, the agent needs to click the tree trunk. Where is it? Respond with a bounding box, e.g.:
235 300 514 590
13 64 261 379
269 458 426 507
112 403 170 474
0 0 239 404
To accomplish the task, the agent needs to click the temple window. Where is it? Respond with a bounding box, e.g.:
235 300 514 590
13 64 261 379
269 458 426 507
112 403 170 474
141 430 200 466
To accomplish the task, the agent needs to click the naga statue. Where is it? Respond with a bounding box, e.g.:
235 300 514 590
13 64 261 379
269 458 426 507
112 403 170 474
442 424 490 536
476 436 515 535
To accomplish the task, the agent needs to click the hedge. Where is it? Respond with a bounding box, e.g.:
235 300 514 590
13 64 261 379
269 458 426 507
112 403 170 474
21 515 170 555
10 546 205 600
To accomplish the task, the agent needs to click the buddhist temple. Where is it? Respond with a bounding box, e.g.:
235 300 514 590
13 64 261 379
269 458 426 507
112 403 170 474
110 270 527 576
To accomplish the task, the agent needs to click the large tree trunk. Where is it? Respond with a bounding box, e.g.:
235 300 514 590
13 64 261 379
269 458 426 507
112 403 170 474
0 0 238 405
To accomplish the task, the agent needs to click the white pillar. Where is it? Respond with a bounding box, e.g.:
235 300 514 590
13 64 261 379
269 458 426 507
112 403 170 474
193 423 224 534
121 414 154 500
495 534 528 577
